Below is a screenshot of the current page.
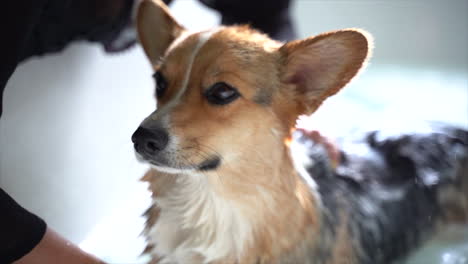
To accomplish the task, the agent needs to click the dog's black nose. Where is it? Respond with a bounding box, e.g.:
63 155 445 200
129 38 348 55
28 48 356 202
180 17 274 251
132 126 169 154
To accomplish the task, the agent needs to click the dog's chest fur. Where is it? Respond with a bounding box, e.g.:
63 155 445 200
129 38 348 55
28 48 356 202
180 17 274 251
143 171 253 263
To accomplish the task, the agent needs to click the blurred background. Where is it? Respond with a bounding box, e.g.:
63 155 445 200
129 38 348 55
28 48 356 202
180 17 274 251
0 0 466 263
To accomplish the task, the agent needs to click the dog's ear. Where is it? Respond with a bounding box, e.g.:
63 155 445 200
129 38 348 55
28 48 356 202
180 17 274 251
280 29 372 115
137 0 185 66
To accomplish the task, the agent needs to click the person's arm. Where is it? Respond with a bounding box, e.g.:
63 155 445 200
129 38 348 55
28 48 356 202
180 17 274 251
0 0 136 261
14 228 105 264
0 0 49 117
0 188 47 263
0 0 137 117
0 188 105 263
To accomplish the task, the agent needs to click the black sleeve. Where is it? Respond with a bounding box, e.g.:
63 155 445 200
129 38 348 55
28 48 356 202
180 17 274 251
0 0 49 118
0 0 136 261
0 0 135 118
0 2 51 262
0 188 47 263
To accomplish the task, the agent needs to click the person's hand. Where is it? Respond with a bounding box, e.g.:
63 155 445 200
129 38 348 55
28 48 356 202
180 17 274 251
14 227 105 264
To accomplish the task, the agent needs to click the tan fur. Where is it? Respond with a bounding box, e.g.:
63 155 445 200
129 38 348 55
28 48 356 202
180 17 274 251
137 0 185 66
135 0 371 263
279 29 372 115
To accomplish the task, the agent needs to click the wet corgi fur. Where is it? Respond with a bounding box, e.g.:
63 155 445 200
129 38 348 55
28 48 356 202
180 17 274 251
131 0 468 263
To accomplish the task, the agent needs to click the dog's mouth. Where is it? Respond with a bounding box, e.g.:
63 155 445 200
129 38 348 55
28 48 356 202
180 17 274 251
135 151 221 174
132 126 221 173
197 157 221 171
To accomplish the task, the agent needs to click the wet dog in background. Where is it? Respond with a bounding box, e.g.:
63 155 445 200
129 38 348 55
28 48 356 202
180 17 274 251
131 0 468 263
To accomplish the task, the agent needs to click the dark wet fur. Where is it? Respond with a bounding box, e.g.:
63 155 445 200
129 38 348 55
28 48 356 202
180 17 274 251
298 125 468 263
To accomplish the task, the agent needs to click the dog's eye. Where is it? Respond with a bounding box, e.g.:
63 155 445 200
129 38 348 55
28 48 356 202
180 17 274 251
152 71 168 98
205 82 240 105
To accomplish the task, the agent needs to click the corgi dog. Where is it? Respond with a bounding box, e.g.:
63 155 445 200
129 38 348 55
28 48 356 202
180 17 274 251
131 0 468 263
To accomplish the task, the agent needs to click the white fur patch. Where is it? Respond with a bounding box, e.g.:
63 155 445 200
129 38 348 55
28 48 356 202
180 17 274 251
148 173 252 263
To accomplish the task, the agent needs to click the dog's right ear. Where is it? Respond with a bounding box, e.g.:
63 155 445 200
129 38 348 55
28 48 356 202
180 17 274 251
279 29 372 115
137 0 185 66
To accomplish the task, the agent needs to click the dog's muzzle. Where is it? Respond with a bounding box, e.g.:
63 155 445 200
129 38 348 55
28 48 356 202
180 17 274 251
132 126 169 158
131 126 221 172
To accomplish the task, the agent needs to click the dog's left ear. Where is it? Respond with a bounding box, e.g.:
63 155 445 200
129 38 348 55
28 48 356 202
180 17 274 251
137 0 185 66
280 29 372 115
